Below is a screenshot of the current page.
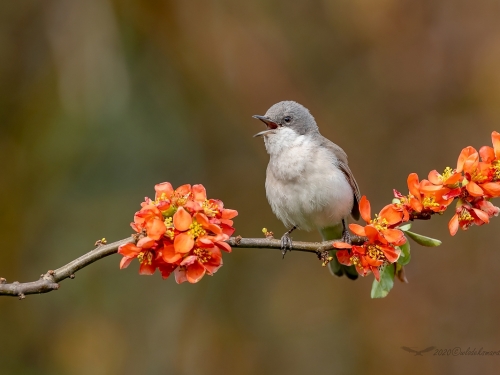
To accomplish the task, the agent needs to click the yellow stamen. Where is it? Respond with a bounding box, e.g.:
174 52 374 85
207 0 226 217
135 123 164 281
422 196 440 208
164 217 173 227
350 255 362 268
366 244 387 262
202 200 219 217
188 220 206 239
492 160 500 181
441 167 453 181
137 251 153 265
459 209 474 223
371 215 388 231
194 248 211 263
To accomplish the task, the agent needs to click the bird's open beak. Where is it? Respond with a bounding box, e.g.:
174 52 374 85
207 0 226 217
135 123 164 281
252 115 279 137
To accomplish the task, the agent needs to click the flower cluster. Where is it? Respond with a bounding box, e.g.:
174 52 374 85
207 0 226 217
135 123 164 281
334 196 406 281
335 131 500 281
118 183 237 284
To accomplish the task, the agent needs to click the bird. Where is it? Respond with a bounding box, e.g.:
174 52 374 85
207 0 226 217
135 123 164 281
400 346 435 356
253 101 361 279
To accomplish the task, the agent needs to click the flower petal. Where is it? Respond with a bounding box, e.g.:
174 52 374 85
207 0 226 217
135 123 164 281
118 243 141 258
203 248 223 274
379 204 404 226
175 184 192 197
492 131 500 159
382 228 406 246
464 153 479 174
473 208 490 224
444 172 462 185
466 181 484 197
448 214 459 236
479 146 495 163
409 197 423 212
173 207 192 231
407 173 421 198
155 182 174 200
158 263 176 279
428 170 442 185
419 181 445 192
137 236 156 248
481 182 500 197
139 262 156 275
162 243 182 263
365 225 382 243
220 224 235 237
215 240 232 253
221 209 238 220
186 261 206 283
359 196 371 223
174 268 188 284
381 245 400 263
457 146 478 173
336 250 352 265
147 218 166 240
349 223 366 237
174 232 195 253
192 184 207 201
333 242 352 249
120 257 134 269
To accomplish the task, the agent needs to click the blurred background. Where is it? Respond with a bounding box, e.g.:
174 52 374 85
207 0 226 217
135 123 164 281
1 0 500 374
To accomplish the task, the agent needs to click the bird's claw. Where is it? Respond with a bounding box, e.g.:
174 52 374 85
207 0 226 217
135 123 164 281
280 232 293 258
341 227 351 244
341 218 351 244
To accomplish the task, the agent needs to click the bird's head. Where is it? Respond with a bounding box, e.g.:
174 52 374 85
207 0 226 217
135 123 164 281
253 101 318 138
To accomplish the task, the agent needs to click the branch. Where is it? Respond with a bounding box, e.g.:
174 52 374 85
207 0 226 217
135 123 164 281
227 235 365 252
0 235 365 299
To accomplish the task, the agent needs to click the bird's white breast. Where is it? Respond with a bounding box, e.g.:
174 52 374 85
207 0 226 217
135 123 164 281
264 128 353 231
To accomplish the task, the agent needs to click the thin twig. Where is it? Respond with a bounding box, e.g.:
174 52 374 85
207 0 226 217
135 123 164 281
0 235 364 299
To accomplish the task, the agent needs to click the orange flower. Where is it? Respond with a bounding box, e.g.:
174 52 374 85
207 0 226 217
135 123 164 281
334 196 403 280
448 202 490 236
349 196 406 246
336 243 399 281
428 167 463 187
407 173 454 213
118 182 238 283
174 243 223 284
172 208 224 254
118 237 159 275
474 198 500 218
456 136 500 198
131 205 166 240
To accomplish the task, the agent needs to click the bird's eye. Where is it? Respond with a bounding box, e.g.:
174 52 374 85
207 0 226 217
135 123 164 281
283 116 292 123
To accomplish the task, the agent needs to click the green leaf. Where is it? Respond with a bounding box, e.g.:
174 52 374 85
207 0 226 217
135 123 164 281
371 265 395 299
397 238 411 266
398 223 412 232
405 230 442 247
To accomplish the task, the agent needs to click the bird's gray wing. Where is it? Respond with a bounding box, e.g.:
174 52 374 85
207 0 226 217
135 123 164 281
338 161 361 220
320 137 361 220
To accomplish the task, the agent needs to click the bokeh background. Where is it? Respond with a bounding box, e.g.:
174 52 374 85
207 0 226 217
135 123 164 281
2 1 500 374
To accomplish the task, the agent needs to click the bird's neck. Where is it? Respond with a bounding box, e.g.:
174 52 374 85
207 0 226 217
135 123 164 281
264 128 310 157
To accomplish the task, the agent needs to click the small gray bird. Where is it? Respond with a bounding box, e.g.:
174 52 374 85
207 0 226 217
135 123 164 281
253 101 360 279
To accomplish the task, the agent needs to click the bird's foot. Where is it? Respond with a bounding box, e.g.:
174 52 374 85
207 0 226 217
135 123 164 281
341 229 351 244
341 219 351 244
280 226 296 259
280 232 293 258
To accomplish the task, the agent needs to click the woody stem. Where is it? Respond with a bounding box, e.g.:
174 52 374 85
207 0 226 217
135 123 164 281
0 235 366 299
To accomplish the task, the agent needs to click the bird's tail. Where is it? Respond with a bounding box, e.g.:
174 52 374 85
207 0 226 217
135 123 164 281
320 224 358 280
